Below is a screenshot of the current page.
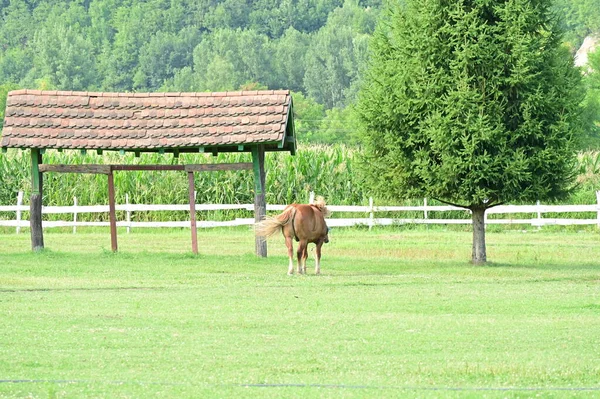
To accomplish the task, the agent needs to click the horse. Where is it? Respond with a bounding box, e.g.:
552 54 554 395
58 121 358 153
255 198 330 275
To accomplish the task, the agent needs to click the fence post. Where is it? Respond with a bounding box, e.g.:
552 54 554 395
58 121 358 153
73 197 77 234
16 191 23 234
309 191 315 204
596 191 600 230
536 200 542 230
424 198 428 220
369 197 374 230
126 193 131 234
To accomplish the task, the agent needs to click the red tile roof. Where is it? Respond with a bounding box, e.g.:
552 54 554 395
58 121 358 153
0 90 296 153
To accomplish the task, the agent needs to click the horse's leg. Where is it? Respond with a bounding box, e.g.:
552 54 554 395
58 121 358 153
300 245 307 274
302 244 309 274
314 241 323 275
297 240 307 274
315 241 323 275
285 235 294 275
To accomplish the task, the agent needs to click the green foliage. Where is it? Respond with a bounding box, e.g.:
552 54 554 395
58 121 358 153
553 0 600 48
580 48 600 149
0 0 34 50
358 0 584 210
189 28 271 92
309 106 362 144
0 146 366 220
133 28 201 91
268 27 311 92
0 48 32 84
32 24 98 91
0 0 378 144
291 91 326 142
0 0 596 146
303 1 374 108
0 82 20 130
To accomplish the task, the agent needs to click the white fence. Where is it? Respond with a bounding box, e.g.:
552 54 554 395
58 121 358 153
1 191 600 232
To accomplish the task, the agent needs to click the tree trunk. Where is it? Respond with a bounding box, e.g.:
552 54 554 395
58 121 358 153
471 207 487 264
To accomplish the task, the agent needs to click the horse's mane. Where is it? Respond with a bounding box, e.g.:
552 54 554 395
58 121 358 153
312 196 331 218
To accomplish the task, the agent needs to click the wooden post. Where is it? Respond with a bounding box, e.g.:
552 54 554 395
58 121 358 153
252 145 267 257
188 171 198 255
30 149 44 251
107 170 118 252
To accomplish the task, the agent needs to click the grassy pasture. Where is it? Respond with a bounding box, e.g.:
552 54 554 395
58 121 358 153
1 227 600 398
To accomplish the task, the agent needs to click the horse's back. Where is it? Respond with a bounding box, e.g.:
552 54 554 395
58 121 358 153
294 204 328 242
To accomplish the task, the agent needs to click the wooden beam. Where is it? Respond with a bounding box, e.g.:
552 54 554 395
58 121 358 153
39 164 112 174
188 172 198 255
111 165 184 171
38 163 252 174
107 171 118 252
184 163 252 172
252 146 267 257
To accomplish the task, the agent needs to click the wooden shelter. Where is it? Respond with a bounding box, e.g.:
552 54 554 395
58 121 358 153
0 89 297 256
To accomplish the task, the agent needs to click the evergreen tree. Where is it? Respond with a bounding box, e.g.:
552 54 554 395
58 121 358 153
581 48 600 148
358 0 583 264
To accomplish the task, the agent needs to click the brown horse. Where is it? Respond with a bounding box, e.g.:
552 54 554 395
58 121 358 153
255 198 330 275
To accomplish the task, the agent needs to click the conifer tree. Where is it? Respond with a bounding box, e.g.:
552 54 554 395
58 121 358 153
358 0 583 264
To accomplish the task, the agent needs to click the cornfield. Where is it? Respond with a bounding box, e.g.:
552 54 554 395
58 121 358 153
2 146 600 223
0 145 368 221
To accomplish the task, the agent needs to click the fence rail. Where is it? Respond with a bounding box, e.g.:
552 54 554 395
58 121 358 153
1 191 600 232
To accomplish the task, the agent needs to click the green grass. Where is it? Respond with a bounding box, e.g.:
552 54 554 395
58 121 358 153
1 227 600 398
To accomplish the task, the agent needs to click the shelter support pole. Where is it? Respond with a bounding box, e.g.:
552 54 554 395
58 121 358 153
107 170 118 252
30 149 44 251
188 171 198 255
252 145 267 257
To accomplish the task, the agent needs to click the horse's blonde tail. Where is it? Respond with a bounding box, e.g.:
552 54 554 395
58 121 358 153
255 205 296 237
313 196 331 217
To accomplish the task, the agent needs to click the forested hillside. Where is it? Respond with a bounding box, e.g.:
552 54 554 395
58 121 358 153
1 0 599 144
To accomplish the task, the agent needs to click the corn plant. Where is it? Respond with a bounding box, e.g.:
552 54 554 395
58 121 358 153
3 147 599 223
